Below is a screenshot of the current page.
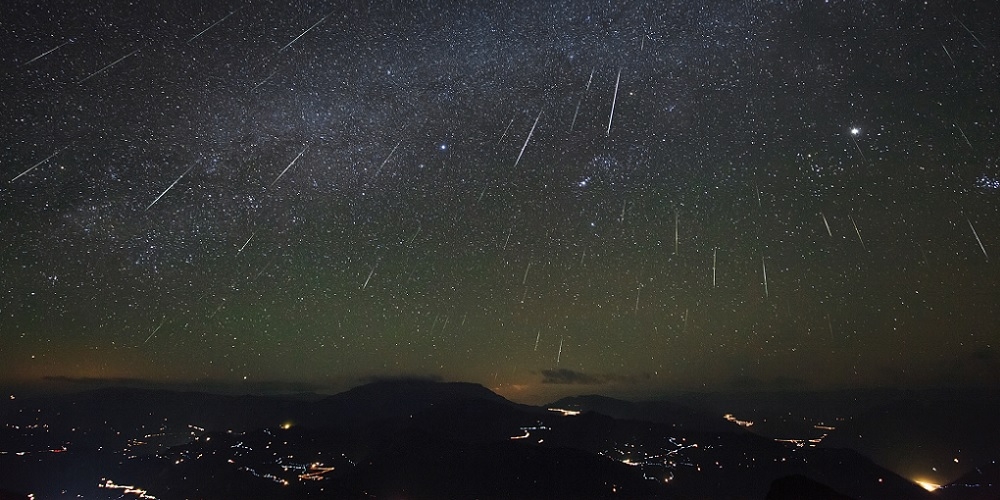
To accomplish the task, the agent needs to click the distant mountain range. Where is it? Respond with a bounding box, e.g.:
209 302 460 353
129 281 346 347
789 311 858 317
0 380 996 499
546 393 741 432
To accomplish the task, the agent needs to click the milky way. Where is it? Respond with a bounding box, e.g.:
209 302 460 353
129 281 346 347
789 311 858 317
2 0 998 400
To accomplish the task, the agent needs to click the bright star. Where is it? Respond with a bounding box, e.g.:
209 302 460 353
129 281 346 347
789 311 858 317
850 127 860 136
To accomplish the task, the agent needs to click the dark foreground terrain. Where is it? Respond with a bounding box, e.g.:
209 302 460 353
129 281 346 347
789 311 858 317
1 381 997 499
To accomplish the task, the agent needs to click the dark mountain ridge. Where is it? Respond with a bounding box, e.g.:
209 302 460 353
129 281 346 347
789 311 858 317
547 393 742 432
0 380 958 499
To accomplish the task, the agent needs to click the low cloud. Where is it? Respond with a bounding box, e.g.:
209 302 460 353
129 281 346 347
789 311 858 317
541 369 604 385
539 369 651 386
938 347 1000 383
727 375 807 391
39 376 330 395
357 374 444 384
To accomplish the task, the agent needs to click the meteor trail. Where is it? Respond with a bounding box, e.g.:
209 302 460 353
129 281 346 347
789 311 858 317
79 48 139 84
497 116 515 145
407 225 422 245
10 149 64 182
761 255 769 298
821 212 832 237
146 163 195 210
955 17 984 47
237 232 256 254
252 68 279 91
848 214 867 251
955 123 973 149
362 265 376 290
851 134 867 163
570 99 582 132
188 9 240 43
941 43 956 65
22 39 73 66
373 138 403 179
280 10 334 52
967 216 989 261
674 210 679 254
713 248 717 287
513 111 541 168
144 318 166 344
270 146 308 188
607 68 621 136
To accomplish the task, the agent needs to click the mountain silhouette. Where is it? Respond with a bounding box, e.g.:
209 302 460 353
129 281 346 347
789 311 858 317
0 380 953 499
765 474 856 500
937 460 1000 500
547 394 741 432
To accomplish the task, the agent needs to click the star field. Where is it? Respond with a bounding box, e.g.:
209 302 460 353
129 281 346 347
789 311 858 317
2 0 999 400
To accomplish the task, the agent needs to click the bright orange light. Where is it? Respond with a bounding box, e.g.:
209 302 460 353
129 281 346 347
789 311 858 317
915 479 939 492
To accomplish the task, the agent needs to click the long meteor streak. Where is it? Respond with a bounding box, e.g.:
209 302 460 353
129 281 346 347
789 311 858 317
10 149 64 182
607 68 621 136
270 146 308 188
762 255 769 298
79 48 139 84
146 163 195 210
513 111 541 168
967 217 989 261
280 11 334 52
189 9 240 43
22 39 73 66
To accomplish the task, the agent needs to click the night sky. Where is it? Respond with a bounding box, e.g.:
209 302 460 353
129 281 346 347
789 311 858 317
2 0 998 402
